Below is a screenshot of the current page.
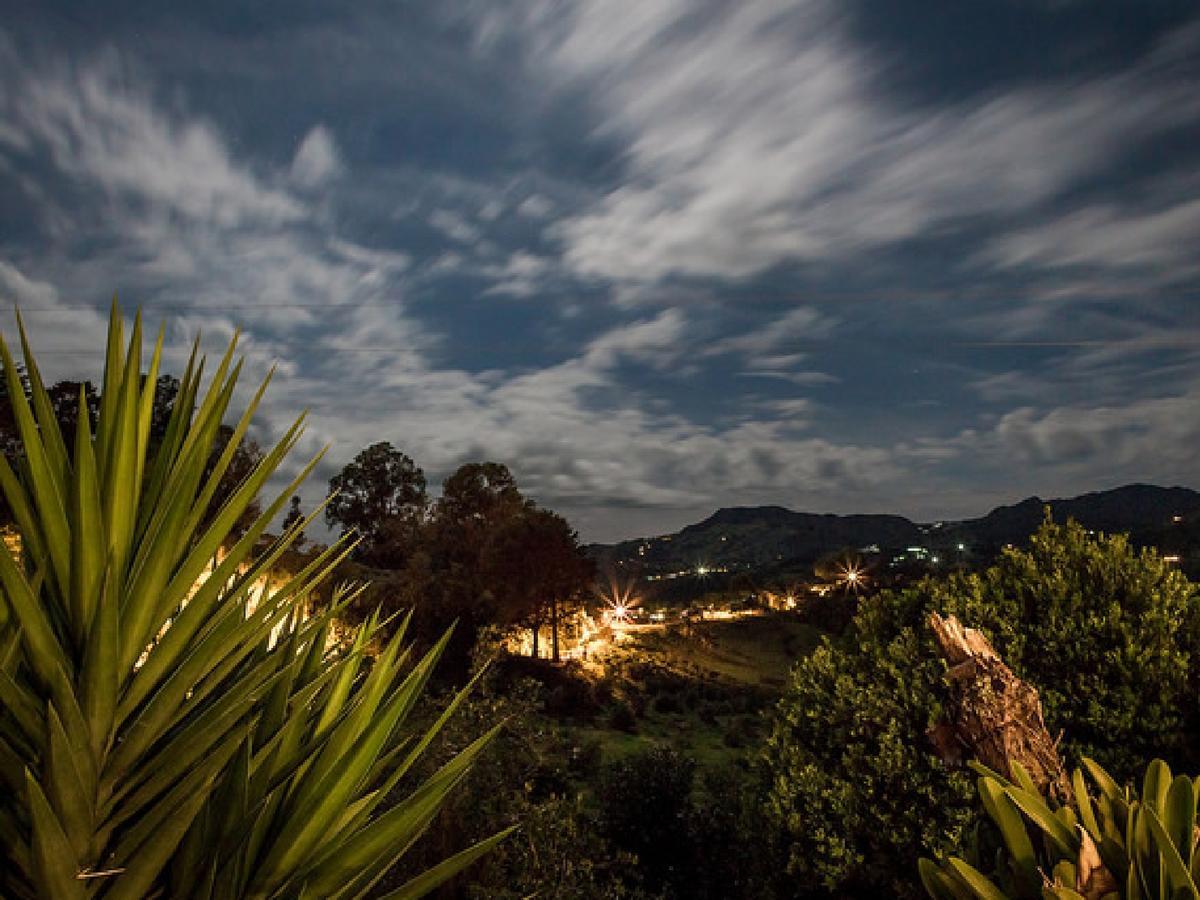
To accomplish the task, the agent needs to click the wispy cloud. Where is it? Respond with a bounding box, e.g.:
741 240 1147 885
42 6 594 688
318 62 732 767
473 0 1198 285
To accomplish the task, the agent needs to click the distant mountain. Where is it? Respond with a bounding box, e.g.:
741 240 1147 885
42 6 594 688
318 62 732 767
591 484 1200 575
942 484 1200 549
594 505 924 574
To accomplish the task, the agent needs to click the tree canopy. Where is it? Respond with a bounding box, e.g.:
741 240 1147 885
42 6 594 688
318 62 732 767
325 441 427 566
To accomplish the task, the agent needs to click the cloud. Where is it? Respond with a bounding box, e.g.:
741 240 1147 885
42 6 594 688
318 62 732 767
983 196 1200 282
0 46 914 541
517 193 554 218
477 0 1198 283
7 55 300 228
707 306 837 357
290 124 344 189
939 380 1200 479
428 208 483 244
0 260 59 306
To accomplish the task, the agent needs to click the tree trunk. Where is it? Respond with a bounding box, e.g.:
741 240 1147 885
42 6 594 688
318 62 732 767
551 596 560 663
927 612 1072 804
531 618 540 659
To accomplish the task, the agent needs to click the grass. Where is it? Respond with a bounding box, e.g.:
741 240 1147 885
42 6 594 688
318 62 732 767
559 611 823 770
624 613 822 685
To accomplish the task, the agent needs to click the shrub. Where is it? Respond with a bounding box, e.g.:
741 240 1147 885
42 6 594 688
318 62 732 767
653 690 684 715
0 306 506 898
596 746 696 895
607 701 639 733
763 517 1199 897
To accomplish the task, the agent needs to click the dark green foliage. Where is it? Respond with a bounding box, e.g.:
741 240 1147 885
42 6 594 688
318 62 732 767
764 517 1200 897
607 701 638 733
382 678 652 900
326 441 427 566
764 619 978 896
596 746 697 896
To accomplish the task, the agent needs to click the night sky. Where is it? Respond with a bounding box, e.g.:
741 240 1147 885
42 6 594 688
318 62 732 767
1 1 1197 542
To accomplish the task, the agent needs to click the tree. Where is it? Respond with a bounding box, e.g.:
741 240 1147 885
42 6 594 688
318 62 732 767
763 516 1200 897
281 494 305 544
438 462 522 519
149 373 181 442
484 507 595 661
46 379 101 448
325 441 427 567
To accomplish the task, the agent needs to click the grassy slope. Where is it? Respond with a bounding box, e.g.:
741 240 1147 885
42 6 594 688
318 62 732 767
568 613 822 768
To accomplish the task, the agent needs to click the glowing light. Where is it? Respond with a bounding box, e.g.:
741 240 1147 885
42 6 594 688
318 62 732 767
834 559 869 594
599 575 641 628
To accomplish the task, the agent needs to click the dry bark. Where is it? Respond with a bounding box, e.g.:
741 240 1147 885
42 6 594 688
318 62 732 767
927 612 1072 804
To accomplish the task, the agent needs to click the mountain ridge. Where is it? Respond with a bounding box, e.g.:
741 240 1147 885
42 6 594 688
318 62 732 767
591 483 1200 573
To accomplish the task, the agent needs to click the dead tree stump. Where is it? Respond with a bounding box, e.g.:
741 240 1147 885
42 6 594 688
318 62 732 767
927 612 1072 804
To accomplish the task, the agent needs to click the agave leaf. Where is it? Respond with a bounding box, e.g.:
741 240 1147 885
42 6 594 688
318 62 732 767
0 668 45 749
299 724 502 896
94 296 124 469
43 704 93 858
136 336 200 534
120 493 347 725
1143 760 1172 818
101 309 145 589
1143 804 1199 898
25 769 84 900
979 775 1039 896
0 452 49 577
1072 768 1101 841
14 312 70 496
1005 783 1080 858
919 858 972 900
104 776 219 900
366 826 518 900
942 857 1008 900
1165 775 1197 871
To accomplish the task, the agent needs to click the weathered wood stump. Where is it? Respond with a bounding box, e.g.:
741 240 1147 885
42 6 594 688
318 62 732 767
927 612 1072 804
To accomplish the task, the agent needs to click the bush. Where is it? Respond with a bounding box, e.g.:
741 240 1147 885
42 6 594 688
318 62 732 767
387 677 650 899
763 517 1200 897
596 746 696 896
653 691 684 715
608 701 639 733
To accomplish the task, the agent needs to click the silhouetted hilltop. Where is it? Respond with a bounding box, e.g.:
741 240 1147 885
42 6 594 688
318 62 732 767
592 484 1200 574
943 484 1200 548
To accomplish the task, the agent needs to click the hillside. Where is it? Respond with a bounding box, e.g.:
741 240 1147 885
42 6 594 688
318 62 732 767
940 484 1200 549
593 483 1200 575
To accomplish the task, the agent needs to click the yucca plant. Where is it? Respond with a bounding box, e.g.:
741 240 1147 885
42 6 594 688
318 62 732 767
0 302 511 899
921 757 1200 900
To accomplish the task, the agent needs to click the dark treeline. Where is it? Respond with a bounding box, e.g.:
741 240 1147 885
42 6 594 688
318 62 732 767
317 442 595 682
